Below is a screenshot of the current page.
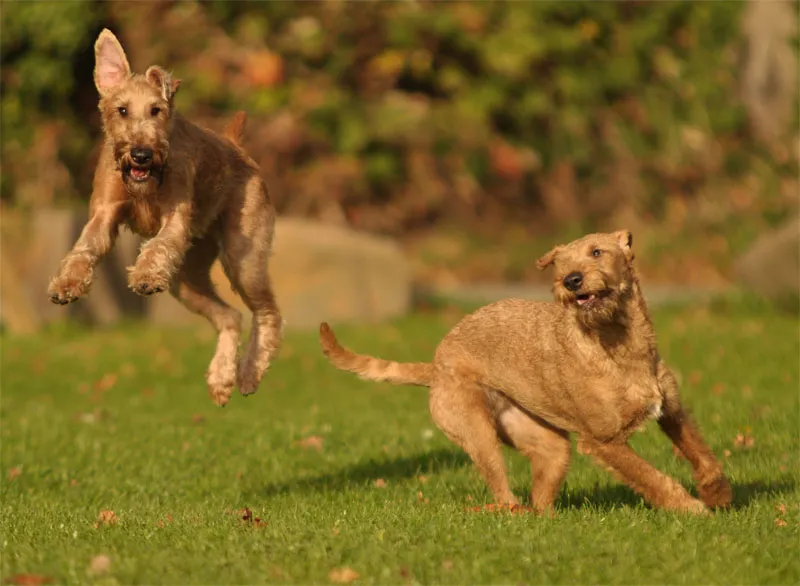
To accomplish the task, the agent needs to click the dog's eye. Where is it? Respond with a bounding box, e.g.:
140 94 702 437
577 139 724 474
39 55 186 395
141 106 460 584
150 107 161 116
592 248 602 257
118 106 128 117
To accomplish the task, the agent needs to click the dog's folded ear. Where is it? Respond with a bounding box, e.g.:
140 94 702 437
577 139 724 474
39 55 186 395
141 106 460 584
614 230 634 260
536 246 563 270
145 66 182 102
94 29 131 95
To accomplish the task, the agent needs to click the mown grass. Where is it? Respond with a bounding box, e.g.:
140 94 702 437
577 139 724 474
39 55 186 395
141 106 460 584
1 295 798 585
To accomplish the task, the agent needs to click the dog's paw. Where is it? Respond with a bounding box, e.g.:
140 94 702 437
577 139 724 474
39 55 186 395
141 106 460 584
208 384 233 407
698 474 733 509
236 365 261 397
681 498 711 515
207 365 236 408
128 266 170 296
48 272 91 305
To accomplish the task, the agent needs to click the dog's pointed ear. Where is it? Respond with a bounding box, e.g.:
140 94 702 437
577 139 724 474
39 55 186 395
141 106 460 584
536 245 563 271
145 66 181 102
614 229 634 260
94 29 131 95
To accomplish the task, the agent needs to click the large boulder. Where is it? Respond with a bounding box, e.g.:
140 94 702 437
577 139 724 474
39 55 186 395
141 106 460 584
149 218 411 329
735 218 799 303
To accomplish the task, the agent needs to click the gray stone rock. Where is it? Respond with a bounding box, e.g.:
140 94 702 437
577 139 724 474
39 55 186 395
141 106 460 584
148 218 412 329
735 218 800 301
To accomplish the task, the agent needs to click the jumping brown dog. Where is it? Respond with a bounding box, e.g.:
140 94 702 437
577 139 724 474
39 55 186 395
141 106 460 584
48 29 282 407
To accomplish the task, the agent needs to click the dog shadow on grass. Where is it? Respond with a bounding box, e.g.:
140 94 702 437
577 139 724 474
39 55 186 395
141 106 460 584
253 448 472 498
253 447 796 513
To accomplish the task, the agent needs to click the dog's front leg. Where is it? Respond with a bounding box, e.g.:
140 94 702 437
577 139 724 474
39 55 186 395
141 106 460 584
48 203 124 304
128 203 191 296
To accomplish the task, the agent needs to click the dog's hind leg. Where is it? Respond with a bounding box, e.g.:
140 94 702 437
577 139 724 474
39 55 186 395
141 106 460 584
580 437 708 514
221 176 283 397
497 406 570 513
656 363 732 509
430 374 518 505
170 235 242 406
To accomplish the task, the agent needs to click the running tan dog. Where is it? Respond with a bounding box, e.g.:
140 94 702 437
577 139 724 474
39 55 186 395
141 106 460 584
319 231 732 514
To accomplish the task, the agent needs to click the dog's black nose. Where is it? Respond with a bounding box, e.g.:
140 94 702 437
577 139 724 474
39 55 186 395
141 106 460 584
130 147 153 165
563 272 583 292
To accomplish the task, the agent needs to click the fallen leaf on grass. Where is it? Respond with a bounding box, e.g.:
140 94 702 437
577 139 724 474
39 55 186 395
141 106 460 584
239 507 267 527
723 449 732 458
416 491 429 504
94 510 118 528
328 567 360 584
775 518 788 527
156 514 173 528
87 555 111 576
776 503 787 515
374 478 387 488
467 503 535 514
711 382 725 396
688 371 703 385
733 432 754 449
93 373 117 393
297 435 324 451
8 467 21 481
441 560 454 571
417 475 428 484
4 575 54 585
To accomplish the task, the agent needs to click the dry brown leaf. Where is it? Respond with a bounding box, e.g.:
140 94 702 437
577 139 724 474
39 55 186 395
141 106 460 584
467 503 535 514
297 435 324 451
374 478 387 488
8 467 21 481
776 503 787 515
733 433 754 449
239 507 267 527
94 510 118 528
87 554 111 577
328 567 360 584
94 373 118 393
4 575 54 586
416 491 429 504
775 518 788 527
442 560 454 571
417 475 428 484
723 449 732 458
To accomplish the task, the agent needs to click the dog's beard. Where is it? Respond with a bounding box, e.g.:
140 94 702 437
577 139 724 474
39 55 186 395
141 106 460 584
554 275 625 330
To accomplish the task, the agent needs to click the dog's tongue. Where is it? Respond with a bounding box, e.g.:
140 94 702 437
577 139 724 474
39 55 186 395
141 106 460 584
577 294 597 306
130 168 148 180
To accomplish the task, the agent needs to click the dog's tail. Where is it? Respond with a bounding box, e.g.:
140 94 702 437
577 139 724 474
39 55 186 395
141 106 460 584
319 322 433 387
223 110 247 145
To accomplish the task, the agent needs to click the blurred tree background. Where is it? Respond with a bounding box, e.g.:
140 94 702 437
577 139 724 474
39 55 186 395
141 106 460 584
1 0 797 285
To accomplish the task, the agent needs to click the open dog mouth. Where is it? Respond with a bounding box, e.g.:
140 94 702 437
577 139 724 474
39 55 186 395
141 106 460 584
575 289 611 308
125 164 152 182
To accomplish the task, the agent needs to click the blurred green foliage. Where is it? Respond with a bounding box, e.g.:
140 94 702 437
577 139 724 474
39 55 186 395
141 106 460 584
0 1 795 241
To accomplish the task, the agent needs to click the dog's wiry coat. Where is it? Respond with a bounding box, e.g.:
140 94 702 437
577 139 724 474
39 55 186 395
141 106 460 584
320 231 732 514
48 29 282 406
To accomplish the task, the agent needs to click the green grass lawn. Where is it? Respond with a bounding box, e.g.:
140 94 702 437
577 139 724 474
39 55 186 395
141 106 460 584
1 295 798 585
